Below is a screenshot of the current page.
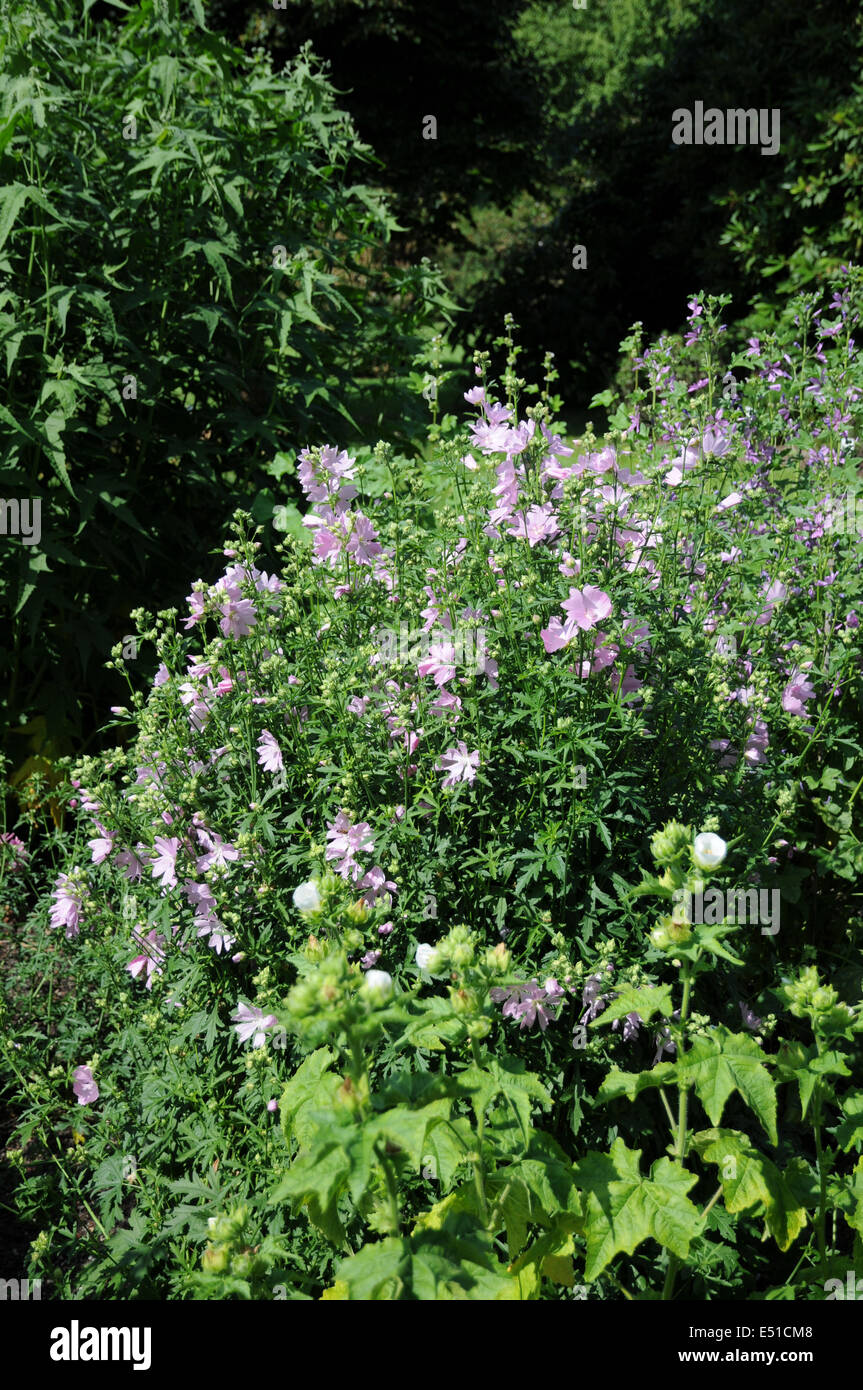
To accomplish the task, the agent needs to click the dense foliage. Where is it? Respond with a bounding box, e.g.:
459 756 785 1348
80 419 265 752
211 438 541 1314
0 0 452 752
3 274 862 1299
215 0 863 391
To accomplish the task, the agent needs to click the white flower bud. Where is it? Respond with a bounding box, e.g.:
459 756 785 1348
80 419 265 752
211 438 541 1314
693 832 727 870
415 943 437 971
292 879 322 914
362 969 393 1001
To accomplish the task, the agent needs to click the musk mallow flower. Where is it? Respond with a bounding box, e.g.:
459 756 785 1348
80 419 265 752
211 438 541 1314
417 640 457 688
49 870 87 939
362 969 393 1001
150 838 181 891
72 1065 99 1106
231 1002 279 1048
755 579 787 626
437 741 480 789
415 942 438 971
195 830 240 874
782 669 816 718
506 503 561 547
114 846 145 882
744 717 769 766
541 585 613 653
256 729 284 775
490 979 563 1032
325 812 375 881
293 879 322 914
358 865 397 907
692 832 727 870
0 832 28 872
85 825 112 865
126 928 167 989
216 581 258 640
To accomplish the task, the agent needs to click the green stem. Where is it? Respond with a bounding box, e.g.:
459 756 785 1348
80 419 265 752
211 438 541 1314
662 961 694 1301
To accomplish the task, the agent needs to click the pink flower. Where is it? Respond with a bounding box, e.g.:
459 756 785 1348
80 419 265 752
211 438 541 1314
126 928 167 989
490 978 563 1032
755 579 787 626
541 585 613 652
114 846 145 882
346 513 383 565
218 589 258 639
49 871 86 939
611 664 643 698
417 640 457 688
87 825 114 865
716 491 743 512
195 830 240 873
506 503 561 547
195 912 236 955
437 741 480 789
325 812 375 881
182 587 207 629
358 865 397 906
231 1002 279 1049
151 836 181 889
257 730 284 775
744 718 770 766
562 585 612 631
782 669 816 718
0 833 28 872
72 1066 99 1106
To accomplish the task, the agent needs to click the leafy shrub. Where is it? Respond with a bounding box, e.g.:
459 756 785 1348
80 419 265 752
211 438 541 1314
4 272 863 1299
0 0 453 752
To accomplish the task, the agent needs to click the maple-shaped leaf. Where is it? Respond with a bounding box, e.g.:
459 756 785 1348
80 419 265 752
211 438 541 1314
596 1062 676 1104
692 1128 807 1250
458 1056 552 1142
573 1138 702 1282
592 984 674 1027
836 1094 863 1153
677 1027 777 1144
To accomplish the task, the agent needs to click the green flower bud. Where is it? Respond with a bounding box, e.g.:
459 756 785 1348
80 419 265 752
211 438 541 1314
650 820 692 866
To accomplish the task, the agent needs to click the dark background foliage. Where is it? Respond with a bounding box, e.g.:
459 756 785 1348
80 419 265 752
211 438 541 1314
3 0 863 784
210 0 863 389
0 0 452 769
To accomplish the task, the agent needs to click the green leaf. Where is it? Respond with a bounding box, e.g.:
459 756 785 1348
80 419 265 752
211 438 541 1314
367 1100 453 1173
836 1094 863 1152
489 1131 582 1257
0 184 34 251
596 1063 676 1104
279 1046 339 1148
677 1027 777 1144
573 1138 702 1282
270 1142 350 1246
692 1128 807 1250
828 1157 863 1238
458 1056 552 1142
332 1235 406 1299
592 984 674 1027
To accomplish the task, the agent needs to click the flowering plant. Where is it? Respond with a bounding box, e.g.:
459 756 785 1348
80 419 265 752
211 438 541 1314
4 275 863 1299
